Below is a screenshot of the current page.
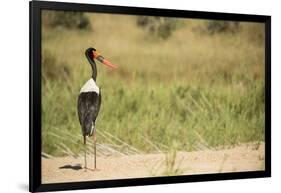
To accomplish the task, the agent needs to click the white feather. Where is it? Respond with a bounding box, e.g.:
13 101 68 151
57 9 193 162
80 78 99 94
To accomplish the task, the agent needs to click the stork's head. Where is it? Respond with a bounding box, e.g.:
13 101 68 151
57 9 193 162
85 47 117 69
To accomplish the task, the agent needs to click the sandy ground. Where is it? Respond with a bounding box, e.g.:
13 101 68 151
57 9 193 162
42 143 264 184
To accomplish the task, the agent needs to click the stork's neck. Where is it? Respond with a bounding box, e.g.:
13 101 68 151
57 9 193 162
86 53 97 81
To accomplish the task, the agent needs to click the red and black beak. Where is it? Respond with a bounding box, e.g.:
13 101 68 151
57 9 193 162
92 51 117 69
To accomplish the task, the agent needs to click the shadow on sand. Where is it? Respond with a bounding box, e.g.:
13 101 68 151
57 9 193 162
59 164 83 170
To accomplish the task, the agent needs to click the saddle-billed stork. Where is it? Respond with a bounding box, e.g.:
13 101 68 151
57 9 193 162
78 47 117 170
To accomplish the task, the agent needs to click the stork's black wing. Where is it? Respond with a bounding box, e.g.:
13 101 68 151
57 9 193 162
78 91 101 136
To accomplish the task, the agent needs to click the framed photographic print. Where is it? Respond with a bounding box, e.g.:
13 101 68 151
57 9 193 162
29 0 271 192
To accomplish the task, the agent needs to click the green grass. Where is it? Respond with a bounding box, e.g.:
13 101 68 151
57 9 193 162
41 12 265 156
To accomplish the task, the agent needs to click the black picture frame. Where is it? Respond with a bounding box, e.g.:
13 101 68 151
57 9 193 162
29 1 271 192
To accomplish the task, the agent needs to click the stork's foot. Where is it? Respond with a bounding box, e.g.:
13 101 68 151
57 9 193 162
92 168 100 172
83 167 100 172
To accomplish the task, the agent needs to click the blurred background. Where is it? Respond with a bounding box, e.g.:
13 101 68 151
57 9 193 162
41 10 265 157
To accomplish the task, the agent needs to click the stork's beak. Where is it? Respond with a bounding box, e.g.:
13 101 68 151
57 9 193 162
93 51 117 69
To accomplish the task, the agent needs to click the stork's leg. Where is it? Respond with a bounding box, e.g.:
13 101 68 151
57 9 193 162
93 130 97 169
83 135 87 170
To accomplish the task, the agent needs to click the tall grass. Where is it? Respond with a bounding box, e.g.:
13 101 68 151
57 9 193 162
42 12 265 156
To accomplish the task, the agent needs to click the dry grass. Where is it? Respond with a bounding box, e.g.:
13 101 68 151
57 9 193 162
41 12 265 156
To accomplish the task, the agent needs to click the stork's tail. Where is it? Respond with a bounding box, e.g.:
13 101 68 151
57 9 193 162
83 122 95 137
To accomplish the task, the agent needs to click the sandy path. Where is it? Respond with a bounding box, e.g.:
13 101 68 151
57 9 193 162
42 143 264 184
